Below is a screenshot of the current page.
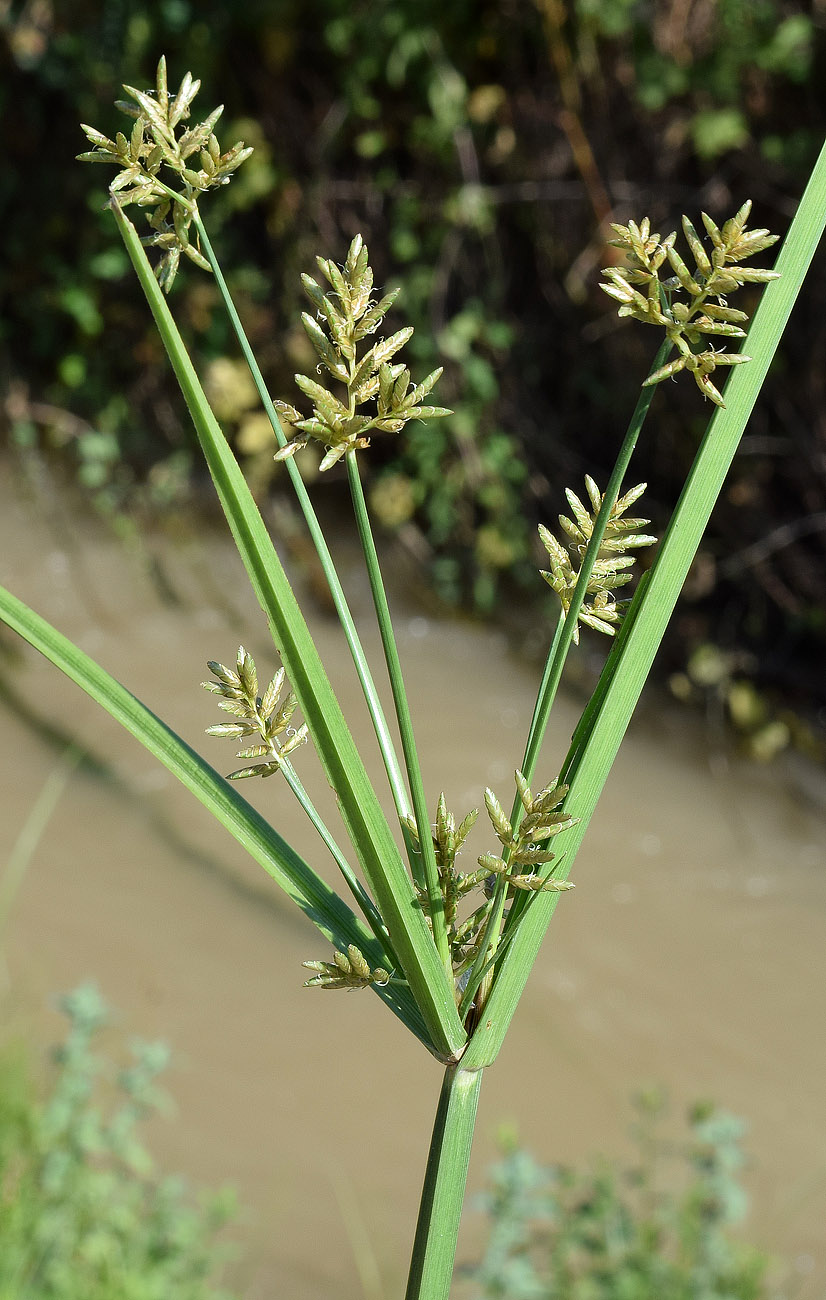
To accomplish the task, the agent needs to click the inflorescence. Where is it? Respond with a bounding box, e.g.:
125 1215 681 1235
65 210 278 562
274 235 452 470
401 774 577 992
78 56 253 291
203 646 308 780
539 477 657 643
601 202 779 407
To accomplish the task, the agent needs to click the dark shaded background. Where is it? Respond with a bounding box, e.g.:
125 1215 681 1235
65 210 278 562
2 0 825 742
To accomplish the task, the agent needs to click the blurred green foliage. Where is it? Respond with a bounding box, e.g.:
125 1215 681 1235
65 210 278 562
2 0 825 718
0 985 237 1299
467 1092 770 1299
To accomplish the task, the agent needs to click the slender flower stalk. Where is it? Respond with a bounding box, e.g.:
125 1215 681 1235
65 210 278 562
274 231 455 974
192 215 415 828
347 452 452 976
516 340 669 806
202 648 394 957
469 351 666 1010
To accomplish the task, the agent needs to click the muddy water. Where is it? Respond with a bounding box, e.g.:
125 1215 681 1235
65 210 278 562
2 459 825 1299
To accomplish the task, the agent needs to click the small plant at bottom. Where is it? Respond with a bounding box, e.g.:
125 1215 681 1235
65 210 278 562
467 1093 769 1300
0 985 237 1300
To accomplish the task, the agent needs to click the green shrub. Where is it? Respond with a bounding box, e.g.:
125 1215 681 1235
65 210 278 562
468 1093 769 1300
0 986 237 1300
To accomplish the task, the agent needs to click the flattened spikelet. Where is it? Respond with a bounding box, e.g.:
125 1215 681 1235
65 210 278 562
274 238 451 468
202 647 307 780
78 55 253 292
539 479 656 642
601 202 779 406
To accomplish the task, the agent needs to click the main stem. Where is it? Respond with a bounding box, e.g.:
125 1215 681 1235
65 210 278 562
405 1065 483 1300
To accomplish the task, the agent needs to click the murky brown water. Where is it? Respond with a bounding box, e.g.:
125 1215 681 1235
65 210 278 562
2 457 825 1299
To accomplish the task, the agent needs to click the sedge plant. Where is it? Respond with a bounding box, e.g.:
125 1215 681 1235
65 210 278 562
2 58 825 1298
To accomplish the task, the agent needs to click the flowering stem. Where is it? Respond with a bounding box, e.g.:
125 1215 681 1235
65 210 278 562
517 337 672 795
558 570 651 788
346 451 452 978
192 214 413 826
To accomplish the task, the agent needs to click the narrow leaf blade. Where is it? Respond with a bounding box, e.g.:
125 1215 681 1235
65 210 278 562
109 200 465 1060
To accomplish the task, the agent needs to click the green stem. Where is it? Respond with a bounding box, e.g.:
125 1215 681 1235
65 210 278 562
517 337 671 796
521 609 566 786
278 757 396 963
405 1065 483 1300
464 611 565 1009
346 452 452 977
192 214 412 825
558 569 651 788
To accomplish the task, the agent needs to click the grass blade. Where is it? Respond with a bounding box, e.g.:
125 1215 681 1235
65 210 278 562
0 582 430 1045
462 145 826 1071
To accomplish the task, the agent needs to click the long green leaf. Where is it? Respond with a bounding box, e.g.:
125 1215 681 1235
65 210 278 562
463 147 826 1071
0 583 429 1046
111 200 465 1060
193 213 413 827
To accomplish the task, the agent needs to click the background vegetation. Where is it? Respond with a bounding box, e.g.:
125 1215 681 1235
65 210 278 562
0 986 237 1299
0 992 771 1299
2 0 825 748
468 1093 769 1300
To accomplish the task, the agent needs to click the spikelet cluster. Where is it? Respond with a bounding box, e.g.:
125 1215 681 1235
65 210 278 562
601 202 779 406
479 772 578 893
539 477 657 643
302 945 391 990
403 795 497 981
400 776 578 995
202 646 308 780
78 56 253 291
274 235 451 471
